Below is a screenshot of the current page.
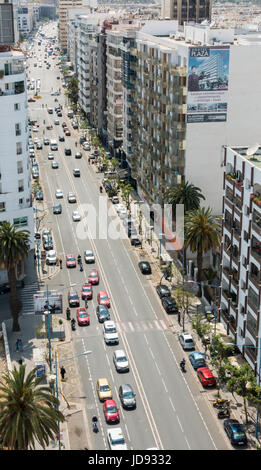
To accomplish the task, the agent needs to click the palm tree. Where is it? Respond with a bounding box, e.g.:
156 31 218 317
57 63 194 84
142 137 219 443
184 207 221 294
164 180 205 216
0 365 65 450
0 222 30 331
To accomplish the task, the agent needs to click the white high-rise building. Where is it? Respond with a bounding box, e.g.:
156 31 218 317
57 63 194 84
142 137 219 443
0 47 34 259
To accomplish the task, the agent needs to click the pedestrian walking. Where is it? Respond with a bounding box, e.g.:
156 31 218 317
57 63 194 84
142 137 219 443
56 257 59 266
59 258 62 269
60 366 66 380
18 339 23 352
85 298 88 309
15 339 20 352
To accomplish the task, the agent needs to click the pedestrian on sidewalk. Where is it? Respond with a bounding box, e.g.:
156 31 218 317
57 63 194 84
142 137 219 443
56 257 59 266
18 339 23 352
60 366 66 380
15 339 20 352
59 258 62 269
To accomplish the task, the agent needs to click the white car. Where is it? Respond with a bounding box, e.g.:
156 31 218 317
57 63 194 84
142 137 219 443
178 332 195 350
55 189 63 198
48 152 54 160
67 192 76 203
107 428 127 450
46 250 57 265
119 209 127 219
32 126 38 132
115 204 125 214
113 349 129 372
84 250 95 263
36 141 42 149
34 137 39 144
83 143 91 151
111 196 119 204
72 211 81 222
103 320 119 345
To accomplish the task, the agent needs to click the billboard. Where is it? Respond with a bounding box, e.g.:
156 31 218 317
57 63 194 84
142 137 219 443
34 292 63 315
187 46 230 123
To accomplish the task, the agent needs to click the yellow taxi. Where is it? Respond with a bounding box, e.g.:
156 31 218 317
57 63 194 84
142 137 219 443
96 378 112 402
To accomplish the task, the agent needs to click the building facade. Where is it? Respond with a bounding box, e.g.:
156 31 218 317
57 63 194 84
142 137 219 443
161 0 212 25
221 145 261 381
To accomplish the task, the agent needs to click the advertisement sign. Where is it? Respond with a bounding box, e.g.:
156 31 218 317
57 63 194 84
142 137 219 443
187 46 230 123
34 292 63 315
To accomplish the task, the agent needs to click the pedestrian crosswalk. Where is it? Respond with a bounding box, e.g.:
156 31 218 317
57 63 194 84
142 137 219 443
18 282 40 315
115 318 169 334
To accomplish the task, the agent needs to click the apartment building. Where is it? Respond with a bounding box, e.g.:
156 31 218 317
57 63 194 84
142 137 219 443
59 0 84 51
0 45 34 283
221 145 261 380
17 6 35 37
161 0 212 25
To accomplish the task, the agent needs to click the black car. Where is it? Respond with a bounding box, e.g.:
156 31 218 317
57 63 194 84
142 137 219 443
59 135 65 142
65 148 71 155
161 297 178 314
138 261 151 274
223 419 248 446
80 136 86 145
72 122 78 129
104 183 112 193
53 204 62 214
0 283 10 295
156 284 171 298
96 305 110 323
57 112 62 117
131 237 141 246
68 291 80 307
75 152 82 159
119 384 136 409
36 190 44 201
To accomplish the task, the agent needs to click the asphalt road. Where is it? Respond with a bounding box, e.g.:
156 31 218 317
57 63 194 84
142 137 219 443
25 21 230 451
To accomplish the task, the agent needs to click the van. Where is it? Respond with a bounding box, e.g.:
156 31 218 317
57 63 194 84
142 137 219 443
50 139 58 151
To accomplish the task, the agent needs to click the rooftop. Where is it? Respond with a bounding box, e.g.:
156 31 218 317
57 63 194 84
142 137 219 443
231 145 261 169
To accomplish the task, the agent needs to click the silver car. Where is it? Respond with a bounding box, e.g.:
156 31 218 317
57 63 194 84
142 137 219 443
113 349 129 373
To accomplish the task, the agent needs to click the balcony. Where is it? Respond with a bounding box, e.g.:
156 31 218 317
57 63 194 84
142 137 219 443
251 239 261 264
0 81 25 96
244 343 257 363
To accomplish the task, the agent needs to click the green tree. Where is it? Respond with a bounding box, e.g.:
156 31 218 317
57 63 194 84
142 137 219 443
184 207 221 294
164 181 205 216
192 313 212 351
210 335 235 395
0 222 30 331
121 183 133 210
172 286 194 329
0 365 65 450
65 76 78 106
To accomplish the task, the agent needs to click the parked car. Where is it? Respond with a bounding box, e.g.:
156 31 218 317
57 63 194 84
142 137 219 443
223 419 248 446
46 250 57 265
189 352 207 370
156 284 171 298
161 297 178 314
138 261 151 274
35 190 43 201
197 367 216 387
178 332 195 350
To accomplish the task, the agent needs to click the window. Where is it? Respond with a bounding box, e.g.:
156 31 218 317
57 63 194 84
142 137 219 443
16 142 22 155
13 216 28 227
18 179 24 192
246 311 257 335
15 123 21 136
17 161 23 174
248 286 259 310
14 103 20 111
19 198 23 205
0 202 5 212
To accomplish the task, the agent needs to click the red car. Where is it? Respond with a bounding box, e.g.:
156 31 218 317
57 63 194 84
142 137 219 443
66 254 76 268
65 130 71 136
88 269 99 285
97 291 110 308
197 367 216 387
28 98 36 102
81 283 93 300
103 399 120 424
76 307 90 326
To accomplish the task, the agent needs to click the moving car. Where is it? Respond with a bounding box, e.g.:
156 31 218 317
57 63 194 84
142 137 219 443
96 378 112 402
75 152 82 159
178 332 195 350
59 135 65 142
156 284 171 298
51 161 59 169
67 192 76 203
65 148 71 156
73 168 80 177
223 419 248 446
76 307 90 326
81 283 93 300
103 320 119 345
131 237 141 246
44 138 50 145
103 399 120 424
96 305 110 323
66 254 76 268
68 290 80 307
88 269 99 285
189 352 207 370
138 261 151 274
119 384 136 409
161 297 178 314
197 367 216 387
72 211 81 222
65 129 71 136
46 250 57 265
55 189 63 199
53 204 62 214
84 250 95 263
97 291 110 308
113 349 129 373
36 141 42 149
48 152 54 160
107 428 127 450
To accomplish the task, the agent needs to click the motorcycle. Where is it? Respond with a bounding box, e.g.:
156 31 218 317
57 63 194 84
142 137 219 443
213 398 230 408
217 406 230 419
80 261 83 272
47 125 53 130
99 186 103 193
77 255 82 265
92 416 98 433
71 318 76 331
66 308 71 320
180 359 186 373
